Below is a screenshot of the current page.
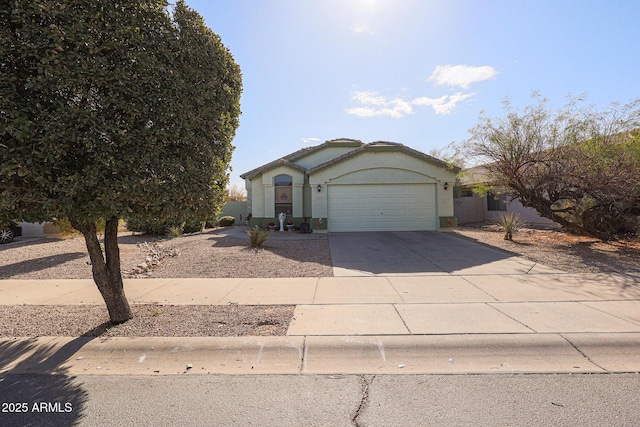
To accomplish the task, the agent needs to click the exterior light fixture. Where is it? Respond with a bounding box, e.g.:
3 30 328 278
444 182 449 190
317 184 322 192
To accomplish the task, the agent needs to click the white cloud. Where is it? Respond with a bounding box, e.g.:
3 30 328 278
346 90 474 118
346 92 415 118
428 65 497 89
352 91 387 106
412 92 475 115
300 137 320 143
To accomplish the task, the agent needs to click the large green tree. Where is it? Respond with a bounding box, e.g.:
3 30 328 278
464 95 640 239
0 0 242 323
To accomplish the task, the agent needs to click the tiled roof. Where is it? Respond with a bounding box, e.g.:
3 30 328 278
456 164 491 186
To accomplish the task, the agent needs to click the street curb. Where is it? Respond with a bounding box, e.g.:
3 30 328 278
2 333 640 376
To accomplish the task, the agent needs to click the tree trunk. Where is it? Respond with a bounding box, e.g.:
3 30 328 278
72 217 133 324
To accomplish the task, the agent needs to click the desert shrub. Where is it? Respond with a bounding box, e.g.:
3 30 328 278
127 216 208 236
167 224 183 237
494 212 528 240
247 225 268 248
183 220 205 233
125 218 163 234
126 218 180 235
218 216 235 227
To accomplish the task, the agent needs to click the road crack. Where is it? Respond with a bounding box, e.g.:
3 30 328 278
352 375 375 427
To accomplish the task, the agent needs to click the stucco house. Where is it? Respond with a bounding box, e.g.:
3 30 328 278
240 138 459 232
454 165 557 227
15 222 63 238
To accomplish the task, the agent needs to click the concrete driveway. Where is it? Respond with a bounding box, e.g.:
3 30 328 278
328 231 562 276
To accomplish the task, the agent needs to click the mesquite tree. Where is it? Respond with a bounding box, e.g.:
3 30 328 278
0 0 242 323
464 95 640 239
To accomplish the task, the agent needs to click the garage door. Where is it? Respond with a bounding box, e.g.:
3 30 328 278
328 184 437 231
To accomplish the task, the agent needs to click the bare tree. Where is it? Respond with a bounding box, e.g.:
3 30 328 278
464 94 640 239
226 184 248 202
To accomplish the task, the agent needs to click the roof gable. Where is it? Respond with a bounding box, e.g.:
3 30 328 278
284 138 362 163
308 141 460 175
239 158 306 180
240 138 362 180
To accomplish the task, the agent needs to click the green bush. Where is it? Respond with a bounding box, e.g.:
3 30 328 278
247 225 268 248
126 218 181 235
218 216 235 227
183 220 205 233
126 217 208 236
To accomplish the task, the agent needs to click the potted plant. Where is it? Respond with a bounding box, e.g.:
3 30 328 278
286 221 295 231
267 221 276 231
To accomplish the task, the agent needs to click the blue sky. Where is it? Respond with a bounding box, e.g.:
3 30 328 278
185 0 640 187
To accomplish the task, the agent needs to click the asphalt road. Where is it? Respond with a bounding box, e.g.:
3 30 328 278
2 373 639 426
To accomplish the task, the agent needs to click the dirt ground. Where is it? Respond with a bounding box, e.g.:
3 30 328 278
453 224 640 274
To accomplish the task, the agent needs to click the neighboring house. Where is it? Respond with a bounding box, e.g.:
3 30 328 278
220 201 248 224
454 165 557 227
240 138 459 232
16 222 63 238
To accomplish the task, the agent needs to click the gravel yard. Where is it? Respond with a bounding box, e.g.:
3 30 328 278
452 225 640 274
0 227 327 337
2 225 637 281
0 304 294 337
1 224 638 338
0 226 333 280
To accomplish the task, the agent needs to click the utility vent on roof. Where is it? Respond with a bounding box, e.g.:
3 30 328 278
328 138 362 143
368 141 403 147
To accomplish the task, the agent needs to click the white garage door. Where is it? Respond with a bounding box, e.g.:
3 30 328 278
328 184 437 232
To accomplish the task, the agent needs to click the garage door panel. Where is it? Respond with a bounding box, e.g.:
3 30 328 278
328 184 436 232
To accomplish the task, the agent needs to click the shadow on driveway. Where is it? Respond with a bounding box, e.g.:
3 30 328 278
328 231 550 276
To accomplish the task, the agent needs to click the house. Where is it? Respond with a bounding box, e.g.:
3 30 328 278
240 138 459 232
454 165 557 227
219 201 248 224
16 222 64 238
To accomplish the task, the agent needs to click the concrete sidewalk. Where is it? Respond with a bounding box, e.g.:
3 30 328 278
1 273 640 375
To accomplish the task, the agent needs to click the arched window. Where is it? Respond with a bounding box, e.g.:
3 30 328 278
274 175 292 217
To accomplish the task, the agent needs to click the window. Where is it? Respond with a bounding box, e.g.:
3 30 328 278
274 174 292 217
459 189 474 197
487 191 507 211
